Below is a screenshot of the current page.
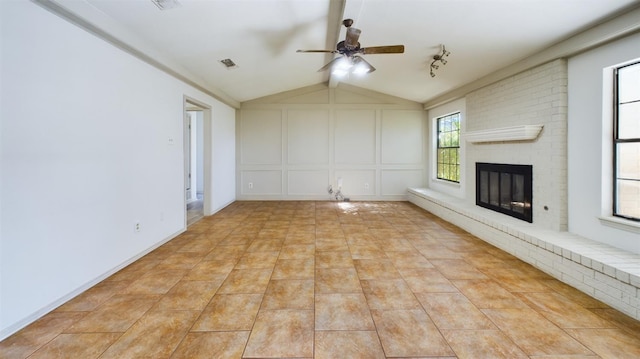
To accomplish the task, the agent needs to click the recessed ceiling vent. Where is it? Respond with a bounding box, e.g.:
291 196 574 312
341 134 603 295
151 0 181 10
219 59 239 69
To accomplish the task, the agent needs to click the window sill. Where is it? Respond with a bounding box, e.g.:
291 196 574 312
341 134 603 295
598 216 640 234
432 178 461 187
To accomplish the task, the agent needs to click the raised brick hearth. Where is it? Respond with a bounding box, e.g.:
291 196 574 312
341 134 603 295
408 188 640 320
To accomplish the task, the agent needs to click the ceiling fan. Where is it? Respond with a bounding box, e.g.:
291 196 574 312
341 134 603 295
297 19 405 75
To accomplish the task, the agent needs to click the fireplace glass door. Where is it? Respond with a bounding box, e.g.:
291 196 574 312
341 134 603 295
476 163 532 222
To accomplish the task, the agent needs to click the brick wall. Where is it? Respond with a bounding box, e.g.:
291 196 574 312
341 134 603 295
417 59 640 319
464 59 568 231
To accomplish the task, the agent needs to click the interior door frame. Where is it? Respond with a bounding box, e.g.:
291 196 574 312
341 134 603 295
185 111 194 202
184 96 213 225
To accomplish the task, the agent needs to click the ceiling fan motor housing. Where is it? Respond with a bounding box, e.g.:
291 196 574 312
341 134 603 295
345 27 361 49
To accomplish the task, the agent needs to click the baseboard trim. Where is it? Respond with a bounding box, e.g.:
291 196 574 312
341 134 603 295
0 228 185 341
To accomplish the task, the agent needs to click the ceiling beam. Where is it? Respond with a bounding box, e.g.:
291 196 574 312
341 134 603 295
326 0 346 88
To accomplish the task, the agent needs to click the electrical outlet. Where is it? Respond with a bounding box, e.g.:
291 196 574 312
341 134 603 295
248 182 253 189
134 221 141 233
364 183 370 190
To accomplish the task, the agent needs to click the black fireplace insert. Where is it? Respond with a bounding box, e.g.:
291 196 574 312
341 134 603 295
476 162 532 222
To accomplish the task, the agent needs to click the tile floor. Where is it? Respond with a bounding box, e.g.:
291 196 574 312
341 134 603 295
2 201 640 358
187 196 204 226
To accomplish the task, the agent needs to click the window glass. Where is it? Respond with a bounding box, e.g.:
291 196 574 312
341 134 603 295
436 113 460 183
618 102 640 139
614 62 640 221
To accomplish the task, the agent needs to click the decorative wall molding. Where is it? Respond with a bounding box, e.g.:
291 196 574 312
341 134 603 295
237 85 426 200
463 124 544 143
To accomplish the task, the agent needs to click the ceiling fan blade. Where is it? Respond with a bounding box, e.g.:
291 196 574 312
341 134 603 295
296 49 336 53
345 27 361 49
362 45 405 54
317 57 345 72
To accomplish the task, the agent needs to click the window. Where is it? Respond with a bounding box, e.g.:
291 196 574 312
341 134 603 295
614 62 640 221
436 112 460 182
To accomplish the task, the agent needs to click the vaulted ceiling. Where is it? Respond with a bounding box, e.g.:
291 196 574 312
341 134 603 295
54 0 639 105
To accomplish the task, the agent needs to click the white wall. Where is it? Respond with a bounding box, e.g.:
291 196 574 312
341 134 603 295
568 32 640 254
0 0 4 328
0 1 236 339
211 104 237 208
238 85 426 200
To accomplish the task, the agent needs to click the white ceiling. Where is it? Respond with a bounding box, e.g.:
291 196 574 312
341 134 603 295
69 0 638 104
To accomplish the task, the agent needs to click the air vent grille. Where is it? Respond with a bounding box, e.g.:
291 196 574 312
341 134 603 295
151 0 181 10
220 59 239 69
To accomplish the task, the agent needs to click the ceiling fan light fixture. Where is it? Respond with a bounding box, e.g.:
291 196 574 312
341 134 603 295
352 56 375 75
332 68 350 77
330 56 375 77
331 57 353 77
352 65 370 75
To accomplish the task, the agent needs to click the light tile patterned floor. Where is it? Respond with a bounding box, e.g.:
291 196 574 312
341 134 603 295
2 201 640 358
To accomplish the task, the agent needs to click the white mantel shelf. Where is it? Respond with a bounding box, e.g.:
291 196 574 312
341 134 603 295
463 124 544 143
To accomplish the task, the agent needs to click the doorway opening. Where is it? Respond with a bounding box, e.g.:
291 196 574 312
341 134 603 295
184 97 212 226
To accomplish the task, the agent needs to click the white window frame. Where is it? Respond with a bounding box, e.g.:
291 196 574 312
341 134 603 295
428 98 466 199
436 112 461 183
598 60 640 233
613 61 640 222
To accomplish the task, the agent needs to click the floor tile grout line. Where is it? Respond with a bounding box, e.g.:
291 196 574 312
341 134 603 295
175 228 241 358
6 201 640 358
397 208 458 359
240 206 285 359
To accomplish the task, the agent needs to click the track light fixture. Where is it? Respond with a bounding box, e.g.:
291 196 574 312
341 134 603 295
430 44 450 77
